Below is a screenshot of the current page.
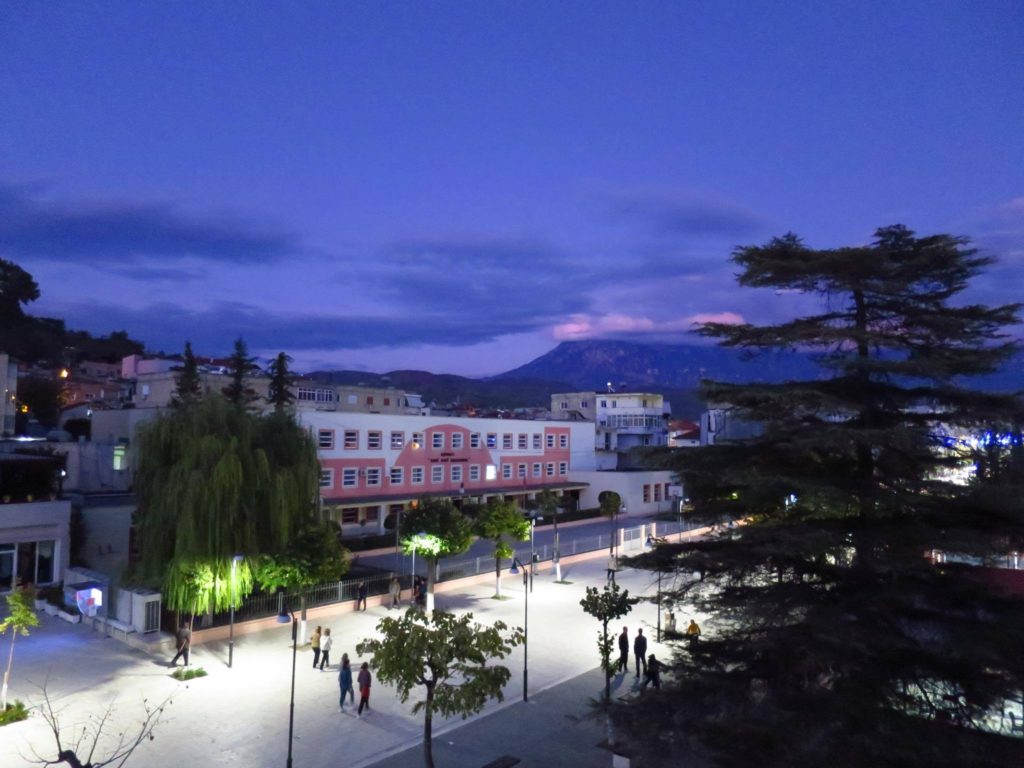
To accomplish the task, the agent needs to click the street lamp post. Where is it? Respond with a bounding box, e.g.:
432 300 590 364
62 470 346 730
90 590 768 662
509 557 529 702
646 535 662 642
529 515 538 593
552 498 562 583
275 605 298 768
228 554 243 669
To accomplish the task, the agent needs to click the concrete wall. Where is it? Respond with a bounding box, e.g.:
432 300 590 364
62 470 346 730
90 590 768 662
570 469 678 517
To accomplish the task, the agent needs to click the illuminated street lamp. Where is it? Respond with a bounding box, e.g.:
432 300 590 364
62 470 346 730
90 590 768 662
275 604 298 768
508 556 529 702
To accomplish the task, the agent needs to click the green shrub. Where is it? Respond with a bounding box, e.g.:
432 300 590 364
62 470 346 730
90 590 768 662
170 666 208 681
0 700 29 726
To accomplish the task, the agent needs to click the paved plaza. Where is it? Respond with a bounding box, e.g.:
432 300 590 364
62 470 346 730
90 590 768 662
0 556 704 768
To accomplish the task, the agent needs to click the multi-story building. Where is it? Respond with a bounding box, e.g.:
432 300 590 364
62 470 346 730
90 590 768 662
549 391 671 468
301 411 597 535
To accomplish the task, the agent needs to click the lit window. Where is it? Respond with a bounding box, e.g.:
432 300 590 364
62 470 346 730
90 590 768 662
113 445 127 471
318 430 334 449
486 433 497 448
412 432 424 448
485 464 497 480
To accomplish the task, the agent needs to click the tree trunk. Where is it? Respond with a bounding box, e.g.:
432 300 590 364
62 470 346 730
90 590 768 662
57 751 87 768
425 558 436 612
494 554 502 597
423 685 435 768
3 629 17 709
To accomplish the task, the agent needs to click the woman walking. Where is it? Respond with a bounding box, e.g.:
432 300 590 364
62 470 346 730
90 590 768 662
357 662 372 717
319 627 333 670
310 625 322 669
338 654 354 710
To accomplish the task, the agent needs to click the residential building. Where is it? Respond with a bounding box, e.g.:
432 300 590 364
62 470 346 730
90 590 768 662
549 390 671 468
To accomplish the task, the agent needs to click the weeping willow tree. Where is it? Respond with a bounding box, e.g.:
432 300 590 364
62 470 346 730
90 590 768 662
132 396 322 614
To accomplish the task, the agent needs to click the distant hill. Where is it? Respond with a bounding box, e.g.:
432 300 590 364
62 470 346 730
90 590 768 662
309 340 1024 422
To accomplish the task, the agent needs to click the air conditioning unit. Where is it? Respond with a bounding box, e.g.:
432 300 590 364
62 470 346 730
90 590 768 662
130 589 161 634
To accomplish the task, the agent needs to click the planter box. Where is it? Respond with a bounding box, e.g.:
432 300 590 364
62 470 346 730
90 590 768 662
34 599 47 612
43 603 59 617
56 609 81 625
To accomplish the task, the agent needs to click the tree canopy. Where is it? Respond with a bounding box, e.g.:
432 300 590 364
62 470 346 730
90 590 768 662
132 396 330 613
266 352 295 412
620 226 1024 767
470 498 529 597
174 341 202 405
356 609 524 768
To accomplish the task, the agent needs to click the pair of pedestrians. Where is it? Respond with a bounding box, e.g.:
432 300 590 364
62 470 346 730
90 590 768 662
616 627 649 676
337 654 372 716
311 626 334 670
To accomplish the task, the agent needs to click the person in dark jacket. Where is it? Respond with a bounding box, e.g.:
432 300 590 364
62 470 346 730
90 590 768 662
357 581 368 611
633 628 648 677
170 623 191 667
617 626 630 673
338 654 355 711
357 662 372 716
642 654 661 690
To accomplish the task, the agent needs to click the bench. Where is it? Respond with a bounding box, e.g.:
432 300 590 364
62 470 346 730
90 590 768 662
104 618 135 641
481 756 520 768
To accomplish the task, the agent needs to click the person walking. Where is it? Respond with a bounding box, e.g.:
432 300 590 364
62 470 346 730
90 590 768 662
338 654 355 711
633 628 648 678
686 618 702 647
319 627 332 670
617 626 630 673
606 554 617 584
170 622 191 667
357 581 368 611
357 662 372 717
388 574 401 609
642 654 661 690
310 625 322 669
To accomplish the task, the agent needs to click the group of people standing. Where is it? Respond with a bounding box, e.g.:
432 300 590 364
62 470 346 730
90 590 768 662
311 625 373 717
615 619 702 691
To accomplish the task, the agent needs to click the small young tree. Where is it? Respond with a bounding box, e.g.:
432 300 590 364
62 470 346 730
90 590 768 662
599 490 623 559
580 583 637 704
266 352 295 412
471 498 529 597
174 341 202 405
33 684 168 768
535 489 564 581
1 586 39 710
401 498 475 611
356 609 524 768
222 337 259 407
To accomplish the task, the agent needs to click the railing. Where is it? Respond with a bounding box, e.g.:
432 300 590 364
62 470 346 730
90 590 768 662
197 517 708 630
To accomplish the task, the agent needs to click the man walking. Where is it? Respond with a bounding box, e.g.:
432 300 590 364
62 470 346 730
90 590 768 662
388 574 401 609
642 654 661 690
170 622 191 667
633 628 647 677
617 626 630 673
357 581 368 611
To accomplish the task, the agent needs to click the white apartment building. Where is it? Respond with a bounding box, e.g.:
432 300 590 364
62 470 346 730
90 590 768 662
550 391 671 467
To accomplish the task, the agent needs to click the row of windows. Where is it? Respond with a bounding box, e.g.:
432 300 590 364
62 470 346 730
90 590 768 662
298 388 401 407
641 483 674 503
320 461 570 489
318 428 569 452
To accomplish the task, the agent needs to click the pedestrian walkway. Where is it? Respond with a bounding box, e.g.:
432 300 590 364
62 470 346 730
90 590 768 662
0 557 708 768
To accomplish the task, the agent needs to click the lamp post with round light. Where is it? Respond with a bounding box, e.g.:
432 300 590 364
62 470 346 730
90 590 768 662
228 554 243 669
276 605 298 768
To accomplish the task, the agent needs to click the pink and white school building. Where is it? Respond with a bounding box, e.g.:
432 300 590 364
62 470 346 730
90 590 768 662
299 411 677 537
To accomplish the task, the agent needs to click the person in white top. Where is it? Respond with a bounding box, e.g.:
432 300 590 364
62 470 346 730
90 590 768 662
319 627 333 670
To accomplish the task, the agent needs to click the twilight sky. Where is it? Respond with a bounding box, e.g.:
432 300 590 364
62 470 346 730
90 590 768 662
1 1 1022 376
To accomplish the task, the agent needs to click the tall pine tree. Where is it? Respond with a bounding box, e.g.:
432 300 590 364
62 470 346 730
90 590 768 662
266 351 295 412
622 226 1024 767
222 337 259 407
174 341 202 405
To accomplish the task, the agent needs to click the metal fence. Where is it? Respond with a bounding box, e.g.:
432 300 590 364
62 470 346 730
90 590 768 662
199 519 705 630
